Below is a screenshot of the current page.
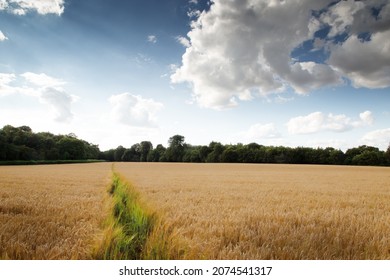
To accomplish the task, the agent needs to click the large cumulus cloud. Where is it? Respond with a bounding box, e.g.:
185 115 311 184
172 0 390 109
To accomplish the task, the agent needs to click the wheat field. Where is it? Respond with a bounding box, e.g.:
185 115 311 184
0 163 111 259
1 162 389 259
115 162 390 259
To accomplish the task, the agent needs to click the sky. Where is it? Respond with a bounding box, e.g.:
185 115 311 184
0 0 389 151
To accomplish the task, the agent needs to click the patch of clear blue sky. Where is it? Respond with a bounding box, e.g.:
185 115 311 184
0 0 209 74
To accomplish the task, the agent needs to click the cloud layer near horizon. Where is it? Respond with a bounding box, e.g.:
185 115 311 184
172 0 390 109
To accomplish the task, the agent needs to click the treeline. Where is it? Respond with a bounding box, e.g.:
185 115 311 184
0 125 99 161
1 125 390 166
102 135 390 167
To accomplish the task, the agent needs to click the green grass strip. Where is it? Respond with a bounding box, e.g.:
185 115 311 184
93 171 188 260
94 173 156 259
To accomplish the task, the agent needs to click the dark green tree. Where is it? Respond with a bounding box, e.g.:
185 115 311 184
114 146 126 161
102 149 115 161
146 144 166 162
165 135 185 162
221 146 239 163
57 136 86 160
199 145 211 162
183 146 202 163
206 142 224 163
140 141 153 162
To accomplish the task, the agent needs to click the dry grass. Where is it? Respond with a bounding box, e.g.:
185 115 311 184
0 163 112 259
115 162 390 260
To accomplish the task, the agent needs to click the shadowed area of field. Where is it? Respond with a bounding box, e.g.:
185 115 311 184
115 163 390 259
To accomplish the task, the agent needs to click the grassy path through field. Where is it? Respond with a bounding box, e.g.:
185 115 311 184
93 171 185 260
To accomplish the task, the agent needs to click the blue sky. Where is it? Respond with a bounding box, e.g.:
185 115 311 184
0 0 389 151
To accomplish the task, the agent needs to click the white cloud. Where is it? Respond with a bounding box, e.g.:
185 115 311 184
327 30 390 89
360 128 390 150
287 111 374 134
176 36 191 48
0 73 16 96
109 93 163 127
0 30 8 41
319 0 390 36
287 112 325 134
359 111 374 126
147 35 157 44
0 0 65 16
320 0 365 37
0 71 77 122
314 0 390 89
171 0 344 109
187 8 201 19
0 73 15 85
12 8 25 15
0 0 8 9
0 72 39 97
172 0 390 109
245 123 281 140
21 72 66 88
39 87 77 123
288 61 343 95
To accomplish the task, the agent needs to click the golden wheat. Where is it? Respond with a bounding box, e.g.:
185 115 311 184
115 162 390 259
0 163 112 259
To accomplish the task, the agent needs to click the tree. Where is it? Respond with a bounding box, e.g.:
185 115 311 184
4 144 19 160
120 144 141 162
239 143 260 163
84 142 100 159
0 125 102 161
345 146 371 164
114 146 126 161
57 137 86 160
0 131 6 160
199 145 210 162
140 141 153 162
102 149 115 161
345 145 387 166
221 146 239 163
121 149 132 161
147 144 166 162
327 148 345 165
165 135 185 162
183 146 202 162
